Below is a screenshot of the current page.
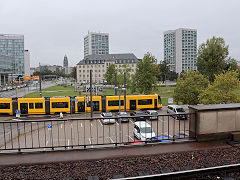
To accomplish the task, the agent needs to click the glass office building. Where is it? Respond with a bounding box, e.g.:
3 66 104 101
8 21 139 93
164 28 197 74
84 32 109 57
0 34 24 75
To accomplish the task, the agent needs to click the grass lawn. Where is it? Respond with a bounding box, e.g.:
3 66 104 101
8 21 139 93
43 85 74 91
24 91 80 97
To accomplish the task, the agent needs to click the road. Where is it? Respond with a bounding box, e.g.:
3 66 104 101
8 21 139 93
0 81 54 98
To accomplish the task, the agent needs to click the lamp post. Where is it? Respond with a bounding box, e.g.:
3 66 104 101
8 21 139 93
39 63 42 97
117 86 125 143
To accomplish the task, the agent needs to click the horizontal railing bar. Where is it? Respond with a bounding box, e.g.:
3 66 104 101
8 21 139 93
0 113 194 123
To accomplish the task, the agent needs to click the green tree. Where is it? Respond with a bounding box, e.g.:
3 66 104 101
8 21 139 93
157 60 169 82
131 53 158 94
116 64 132 87
104 64 116 85
225 57 238 71
157 60 178 82
167 71 178 81
199 70 240 104
71 66 77 79
173 71 209 105
197 36 229 82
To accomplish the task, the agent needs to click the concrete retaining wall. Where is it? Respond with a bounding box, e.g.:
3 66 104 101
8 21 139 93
189 103 240 141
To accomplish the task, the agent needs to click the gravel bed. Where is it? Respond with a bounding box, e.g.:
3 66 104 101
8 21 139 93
0 144 240 179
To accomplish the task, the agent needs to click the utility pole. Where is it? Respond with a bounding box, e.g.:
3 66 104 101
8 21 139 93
90 70 93 118
124 72 126 112
118 87 122 143
119 88 121 112
115 72 117 95
39 62 42 97
11 73 13 88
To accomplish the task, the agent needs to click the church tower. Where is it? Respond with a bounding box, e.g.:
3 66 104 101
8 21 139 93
63 55 68 67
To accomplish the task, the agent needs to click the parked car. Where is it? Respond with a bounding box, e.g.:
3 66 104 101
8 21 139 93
173 133 189 139
152 134 172 142
100 112 115 125
130 110 146 121
123 140 144 145
133 121 155 141
2 87 7 91
167 105 187 120
7 86 12 90
17 86 21 89
116 111 129 122
146 110 158 120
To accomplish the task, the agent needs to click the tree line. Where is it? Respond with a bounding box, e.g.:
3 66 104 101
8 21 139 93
104 36 240 105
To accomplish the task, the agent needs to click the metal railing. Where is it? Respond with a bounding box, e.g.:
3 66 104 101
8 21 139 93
0 113 195 152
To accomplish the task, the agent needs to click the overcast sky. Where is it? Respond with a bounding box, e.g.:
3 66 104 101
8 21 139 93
1 0 239 67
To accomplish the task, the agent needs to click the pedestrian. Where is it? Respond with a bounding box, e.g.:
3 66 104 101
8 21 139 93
60 111 63 119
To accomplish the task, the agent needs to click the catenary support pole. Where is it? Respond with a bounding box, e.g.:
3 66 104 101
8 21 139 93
124 72 126 112
115 72 117 95
90 70 93 118
39 63 42 97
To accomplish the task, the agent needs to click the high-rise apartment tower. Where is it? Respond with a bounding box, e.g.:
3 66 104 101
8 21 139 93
164 28 197 74
84 32 109 57
0 34 25 75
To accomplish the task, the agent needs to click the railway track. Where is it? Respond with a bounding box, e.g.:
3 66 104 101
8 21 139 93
124 163 240 179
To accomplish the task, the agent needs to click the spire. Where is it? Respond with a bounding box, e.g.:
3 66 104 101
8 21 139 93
63 54 68 67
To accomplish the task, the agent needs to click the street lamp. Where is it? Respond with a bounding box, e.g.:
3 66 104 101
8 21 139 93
116 86 126 144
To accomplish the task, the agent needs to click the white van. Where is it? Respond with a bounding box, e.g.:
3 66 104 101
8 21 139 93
167 105 187 120
134 121 155 141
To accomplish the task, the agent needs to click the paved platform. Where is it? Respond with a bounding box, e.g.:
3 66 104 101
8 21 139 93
0 140 228 167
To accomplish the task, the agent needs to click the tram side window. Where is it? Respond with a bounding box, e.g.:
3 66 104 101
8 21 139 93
138 99 152 105
52 102 68 108
87 101 99 107
0 103 10 109
108 100 124 106
29 103 34 109
35 103 43 109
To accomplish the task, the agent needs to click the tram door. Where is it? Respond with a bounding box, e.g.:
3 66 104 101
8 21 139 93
155 99 157 109
20 103 28 114
93 101 100 111
130 100 136 110
78 102 85 112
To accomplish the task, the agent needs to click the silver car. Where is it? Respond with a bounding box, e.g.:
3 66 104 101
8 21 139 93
146 110 158 120
167 105 187 120
100 112 115 125
116 111 129 122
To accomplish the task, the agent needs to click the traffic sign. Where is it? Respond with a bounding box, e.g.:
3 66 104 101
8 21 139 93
33 76 39 80
75 99 78 103
48 124 52 129
16 109 20 118
168 97 173 104
24 76 31 80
